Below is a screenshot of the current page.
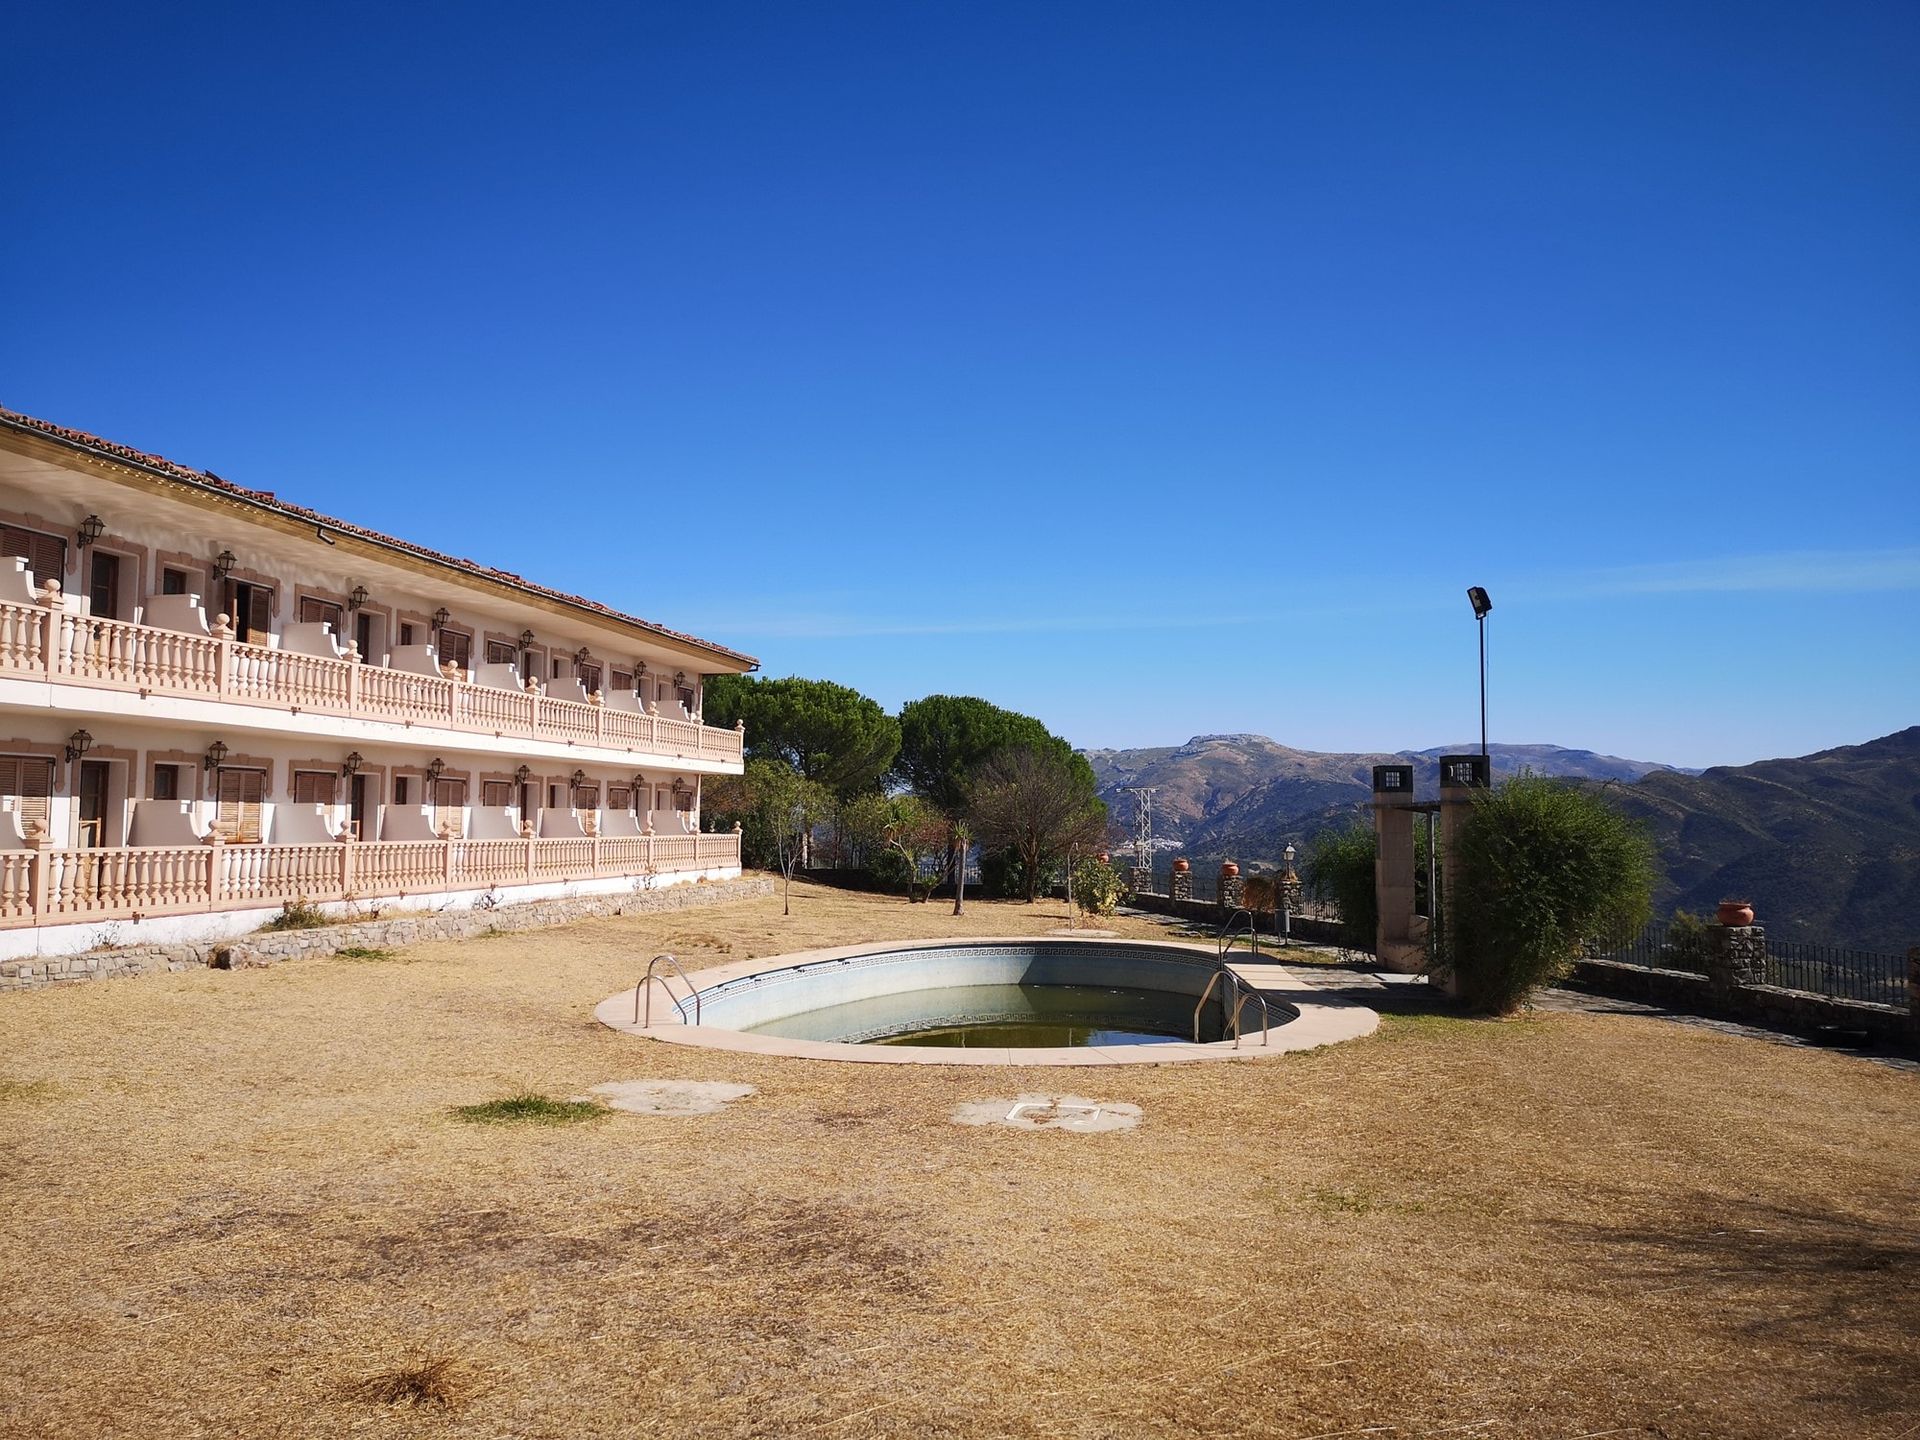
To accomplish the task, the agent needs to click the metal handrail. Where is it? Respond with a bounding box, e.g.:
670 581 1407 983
634 952 701 1027
1194 968 1232 1044
1193 960 1278 1050
1229 986 1273 1048
1217 908 1258 957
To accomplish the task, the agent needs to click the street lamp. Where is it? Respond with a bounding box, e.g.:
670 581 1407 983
1281 842 1296 947
1466 586 1492 761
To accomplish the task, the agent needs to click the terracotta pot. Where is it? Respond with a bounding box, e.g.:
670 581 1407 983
1716 900 1755 927
1171 858 1190 874
1220 861 1240 878
1097 852 1110 866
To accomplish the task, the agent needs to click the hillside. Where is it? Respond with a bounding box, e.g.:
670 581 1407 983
1606 726 1920 952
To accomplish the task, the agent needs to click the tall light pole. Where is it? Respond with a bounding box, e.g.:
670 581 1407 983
1466 586 1492 761
1281 842 1296 947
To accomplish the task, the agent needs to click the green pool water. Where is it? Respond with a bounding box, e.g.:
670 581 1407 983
744 982 1225 1048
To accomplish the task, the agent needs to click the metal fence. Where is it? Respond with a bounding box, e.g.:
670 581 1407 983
1585 921 1909 1008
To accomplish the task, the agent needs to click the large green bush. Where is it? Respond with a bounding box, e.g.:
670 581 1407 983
1303 822 1378 953
1445 775 1655 1013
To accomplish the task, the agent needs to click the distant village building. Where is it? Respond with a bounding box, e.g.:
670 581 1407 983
0 409 752 960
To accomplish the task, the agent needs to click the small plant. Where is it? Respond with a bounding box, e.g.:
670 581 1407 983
1071 857 1127 918
473 886 501 912
259 896 330 932
343 1356 465 1409
335 945 397 962
451 1093 604 1126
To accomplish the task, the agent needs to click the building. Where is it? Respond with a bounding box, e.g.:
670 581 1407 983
0 408 754 959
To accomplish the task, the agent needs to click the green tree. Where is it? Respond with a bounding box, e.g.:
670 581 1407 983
704 759 829 914
893 695 1069 815
879 795 948 903
967 746 1109 902
704 675 900 798
1303 821 1378 955
1445 774 1656 1013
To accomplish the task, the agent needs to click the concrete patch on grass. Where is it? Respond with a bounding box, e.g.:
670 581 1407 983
582 1080 756 1116
951 1093 1142 1133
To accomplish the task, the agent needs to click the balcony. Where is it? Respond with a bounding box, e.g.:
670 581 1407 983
0 600 745 768
0 829 743 930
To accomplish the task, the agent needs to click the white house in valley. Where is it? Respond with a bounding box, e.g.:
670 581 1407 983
0 408 754 959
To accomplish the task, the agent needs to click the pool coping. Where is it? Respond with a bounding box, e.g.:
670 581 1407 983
593 935 1379 1066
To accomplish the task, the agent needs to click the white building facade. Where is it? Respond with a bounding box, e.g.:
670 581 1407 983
0 409 754 959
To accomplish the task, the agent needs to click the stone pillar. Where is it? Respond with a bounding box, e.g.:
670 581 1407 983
1169 859 1193 901
1129 865 1154 896
1706 921 1767 994
1371 764 1419 971
1435 754 1489 964
1219 862 1244 911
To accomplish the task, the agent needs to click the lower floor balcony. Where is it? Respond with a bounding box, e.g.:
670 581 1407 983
0 829 743 932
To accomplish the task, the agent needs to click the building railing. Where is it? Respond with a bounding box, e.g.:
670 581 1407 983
0 600 746 767
0 830 743 929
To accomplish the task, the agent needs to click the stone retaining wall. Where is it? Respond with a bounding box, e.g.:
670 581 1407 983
1 876 774 992
1569 957 1913 1051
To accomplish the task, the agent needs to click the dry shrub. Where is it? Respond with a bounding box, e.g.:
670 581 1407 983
343 1355 465 1409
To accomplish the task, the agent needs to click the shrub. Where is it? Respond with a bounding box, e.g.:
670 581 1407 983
451 1093 604 1126
335 945 397 962
260 896 329 932
1444 774 1656 1014
1071 857 1127 918
1303 823 1378 953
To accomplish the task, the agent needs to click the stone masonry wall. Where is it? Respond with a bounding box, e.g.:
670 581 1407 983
1 876 773 993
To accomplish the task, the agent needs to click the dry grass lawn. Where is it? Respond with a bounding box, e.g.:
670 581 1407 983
2 880 1915 1439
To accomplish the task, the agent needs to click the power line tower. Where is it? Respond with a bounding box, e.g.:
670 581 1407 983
1122 786 1157 880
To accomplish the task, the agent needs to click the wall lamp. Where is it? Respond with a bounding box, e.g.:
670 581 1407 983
341 751 364 777
425 757 446 783
64 728 94 763
204 739 229 771
570 768 588 789
574 646 591 667
212 549 236 581
432 607 451 630
348 585 370 612
513 764 532 785
77 515 105 548
518 629 536 651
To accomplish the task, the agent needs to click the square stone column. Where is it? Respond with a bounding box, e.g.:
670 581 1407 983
1436 754 1490 969
1371 764 1420 971
1219 863 1245 911
1706 923 1767 993
1169 861 1192 901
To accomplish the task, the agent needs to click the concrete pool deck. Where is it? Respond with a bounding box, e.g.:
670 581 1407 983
593 935 1380 1065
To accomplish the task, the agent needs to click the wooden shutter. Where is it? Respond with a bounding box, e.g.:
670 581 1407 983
579 663 602 694
216 769 265 844
573 784 599 811
432 779 467 835
485 639 516 666
298 597 343 630
610 669 632 693
607 784 631 811
481 780 513 808
438 629 472 670
0 526 65 588
152 765 179 801
0 756 54 836
291 771 337 805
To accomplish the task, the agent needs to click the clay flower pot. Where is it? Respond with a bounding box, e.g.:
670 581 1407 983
1716 900 1755 927
1219 861 1240 878
1171 858 1191 874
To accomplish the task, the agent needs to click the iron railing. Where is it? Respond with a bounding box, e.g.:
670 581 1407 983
1584 921 1908 1007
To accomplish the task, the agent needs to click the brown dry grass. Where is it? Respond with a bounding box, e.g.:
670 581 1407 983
1 879 1915 1440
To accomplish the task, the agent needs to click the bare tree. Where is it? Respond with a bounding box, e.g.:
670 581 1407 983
967 747 1108 903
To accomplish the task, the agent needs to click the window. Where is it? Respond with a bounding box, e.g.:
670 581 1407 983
215 768 266 844
610 669 633 693
394 775 410 805
672 786 694 813
573 783 599 811
0 756 54 837
355 612 378 665
88 552 122 619
654 786 670 811
0 525 65 587
348 774 370 839
485 639 517 667
578 663 602 694
436 627 472 671
161 568 189 596
291 770 337 806
677 683 695 712
399 623 415 646
153 764 180 801
298 596 344 632
481 780 514 808
607 784 631 811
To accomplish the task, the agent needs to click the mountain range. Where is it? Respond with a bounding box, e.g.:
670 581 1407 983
1084 729 1920 952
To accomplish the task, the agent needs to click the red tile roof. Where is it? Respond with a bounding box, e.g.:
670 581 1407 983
0 406 757 671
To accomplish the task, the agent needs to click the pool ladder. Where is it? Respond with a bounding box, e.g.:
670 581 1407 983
1217 908 1259 958
1193 964 1273 1050
633 952 701 1027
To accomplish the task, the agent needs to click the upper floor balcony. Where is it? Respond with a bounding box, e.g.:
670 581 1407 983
0 586 746 772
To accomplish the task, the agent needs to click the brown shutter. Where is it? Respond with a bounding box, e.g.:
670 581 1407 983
0 526 66 588
607 784 630 810
298 597 343 630
217 769 265 844
431 779 467 835
0 756 54 835
610 669 632 693
485 640 516 666
248 586 271 639
481 780 513 808
291 771 337 806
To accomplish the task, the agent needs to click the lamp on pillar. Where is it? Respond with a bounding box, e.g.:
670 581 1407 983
1281 842 1296 947
1466 586 1492 761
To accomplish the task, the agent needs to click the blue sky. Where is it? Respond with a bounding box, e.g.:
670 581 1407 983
5 2 1915 769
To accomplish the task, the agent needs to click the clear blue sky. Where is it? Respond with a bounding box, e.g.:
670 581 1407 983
5 2 1915 770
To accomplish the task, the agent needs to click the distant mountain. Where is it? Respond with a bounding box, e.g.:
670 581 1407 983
1607 726 1920 952
1085 733 1682 857
1085 728 1920 953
